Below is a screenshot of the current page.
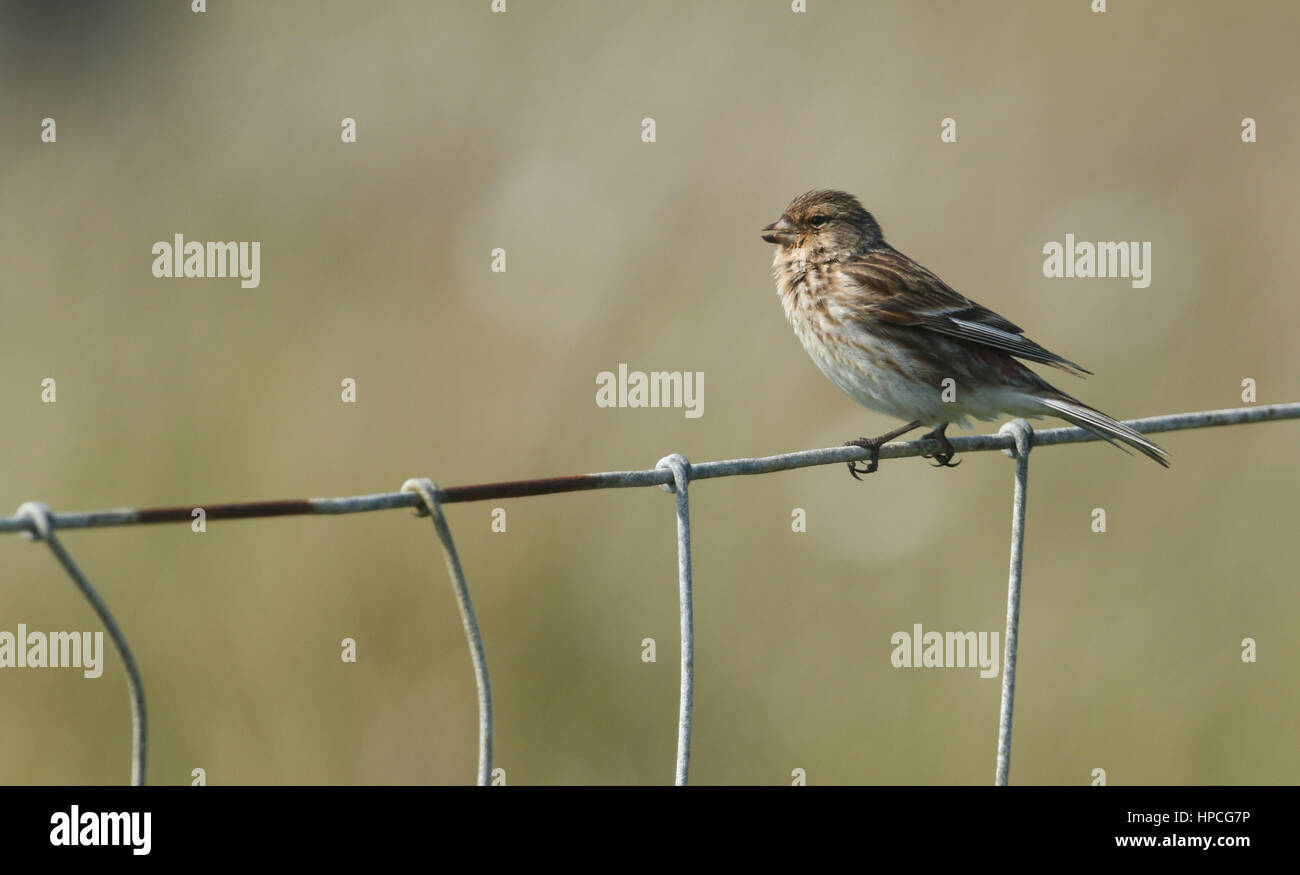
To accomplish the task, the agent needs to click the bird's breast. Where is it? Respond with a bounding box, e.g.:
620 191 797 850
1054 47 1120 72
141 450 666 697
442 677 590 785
774 258 842 350
773 257 950 422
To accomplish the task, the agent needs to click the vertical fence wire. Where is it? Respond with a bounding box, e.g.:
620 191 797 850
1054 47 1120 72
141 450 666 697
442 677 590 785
656 454 694 786
995 421 1033 786
15 502 148 786
401 479 493 786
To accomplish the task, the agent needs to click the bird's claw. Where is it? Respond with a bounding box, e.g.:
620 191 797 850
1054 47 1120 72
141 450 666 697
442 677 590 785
920 428 960 470
844 438 880 479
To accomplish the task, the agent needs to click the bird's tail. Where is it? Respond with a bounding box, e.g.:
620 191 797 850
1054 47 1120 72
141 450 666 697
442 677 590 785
1037 395 1171 467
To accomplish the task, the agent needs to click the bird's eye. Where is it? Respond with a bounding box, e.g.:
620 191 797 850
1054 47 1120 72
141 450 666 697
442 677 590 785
810 215 830 228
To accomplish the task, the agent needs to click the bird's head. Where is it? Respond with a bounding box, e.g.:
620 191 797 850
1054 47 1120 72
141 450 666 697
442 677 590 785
761 189 883 262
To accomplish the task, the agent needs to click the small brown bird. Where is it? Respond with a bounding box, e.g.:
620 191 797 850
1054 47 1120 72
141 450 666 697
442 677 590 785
762 190 1169 477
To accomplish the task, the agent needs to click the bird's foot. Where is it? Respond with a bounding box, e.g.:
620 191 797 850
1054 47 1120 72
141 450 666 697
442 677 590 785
844 437 882 479
920 426 961 469
843 420 925 479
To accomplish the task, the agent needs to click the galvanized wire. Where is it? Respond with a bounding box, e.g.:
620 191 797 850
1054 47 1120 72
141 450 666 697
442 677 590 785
995 420 1033 786
1 403 1295 533
4 401 1299 786
656 454 694 786
14 502 147 786
402 478 493 786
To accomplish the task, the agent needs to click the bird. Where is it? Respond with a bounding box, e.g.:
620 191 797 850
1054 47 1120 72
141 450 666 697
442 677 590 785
761 189 1169 478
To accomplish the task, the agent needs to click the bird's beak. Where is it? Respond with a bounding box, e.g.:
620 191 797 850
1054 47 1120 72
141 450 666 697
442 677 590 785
761 216 796 245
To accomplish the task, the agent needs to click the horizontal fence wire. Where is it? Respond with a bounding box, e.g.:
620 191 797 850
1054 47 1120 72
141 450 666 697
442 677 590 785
6 401 1298 786
2 403 1296 533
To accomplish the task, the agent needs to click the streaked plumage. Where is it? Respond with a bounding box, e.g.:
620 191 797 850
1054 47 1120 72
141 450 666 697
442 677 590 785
762 190 1169 468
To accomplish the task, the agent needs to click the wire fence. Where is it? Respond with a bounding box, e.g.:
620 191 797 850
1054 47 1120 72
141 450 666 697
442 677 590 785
6 402 1298 786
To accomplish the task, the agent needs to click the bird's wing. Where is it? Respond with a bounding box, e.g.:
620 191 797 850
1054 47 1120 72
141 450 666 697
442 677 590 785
840 246 1092 377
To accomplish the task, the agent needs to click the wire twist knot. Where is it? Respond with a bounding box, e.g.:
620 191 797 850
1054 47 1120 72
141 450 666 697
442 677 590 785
999 419 1034 460
656 454 691 494
15 501 52 541
401 478 441 518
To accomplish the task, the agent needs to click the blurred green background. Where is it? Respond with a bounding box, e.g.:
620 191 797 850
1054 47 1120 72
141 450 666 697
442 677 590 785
1 0 1296 785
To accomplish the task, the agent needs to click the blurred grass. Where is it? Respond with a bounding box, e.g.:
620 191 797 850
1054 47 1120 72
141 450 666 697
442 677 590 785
0 0 1296 784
